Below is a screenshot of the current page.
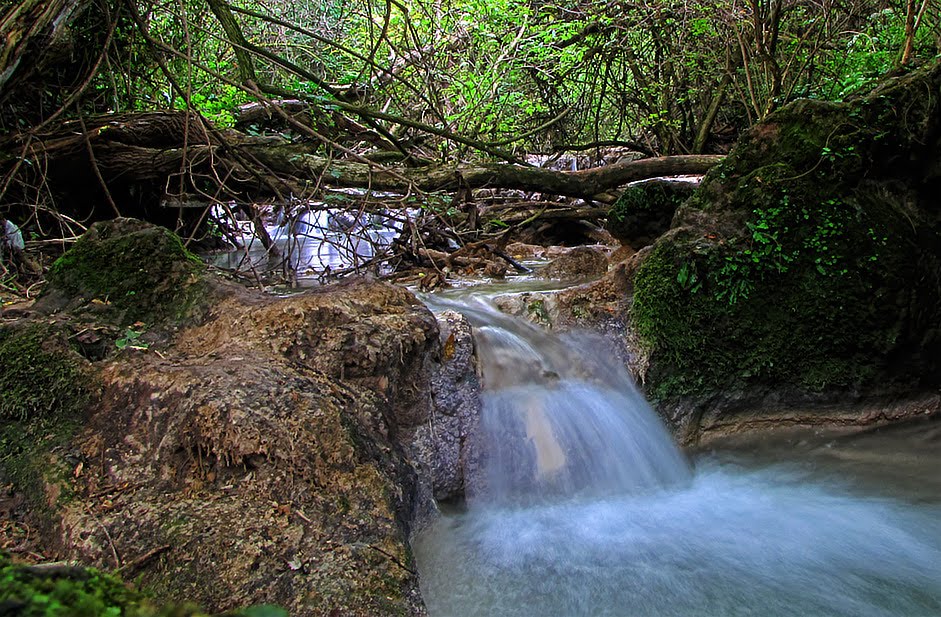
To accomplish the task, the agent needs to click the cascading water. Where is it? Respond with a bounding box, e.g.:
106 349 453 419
461 298 691 506
413 297 941 617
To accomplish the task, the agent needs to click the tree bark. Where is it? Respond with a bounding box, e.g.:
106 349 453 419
0 0 87 100
206 0 257 85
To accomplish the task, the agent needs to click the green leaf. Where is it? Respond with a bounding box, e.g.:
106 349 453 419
240 606 290 617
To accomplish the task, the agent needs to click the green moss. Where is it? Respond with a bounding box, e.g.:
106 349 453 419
0 556 151 617
0 324 89 423
0 323 92 521
46 219 207 325
631 60 941 400
633 174 930 400
0 555 287 617
606 182 692 246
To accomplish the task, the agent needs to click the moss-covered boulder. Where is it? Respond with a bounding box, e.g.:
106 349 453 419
43 218 209 325
536 246 609 280
606 180 696 249
630 59 941 440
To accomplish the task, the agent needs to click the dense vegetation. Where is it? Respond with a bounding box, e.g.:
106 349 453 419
5 0 939 148
0 0 938 266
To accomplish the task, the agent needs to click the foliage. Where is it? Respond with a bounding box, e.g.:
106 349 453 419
115 326 150 351
0 554 288 617
50 0 941 158
0 556 151 617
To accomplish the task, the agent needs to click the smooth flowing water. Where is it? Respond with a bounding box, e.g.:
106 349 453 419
413 299 941 617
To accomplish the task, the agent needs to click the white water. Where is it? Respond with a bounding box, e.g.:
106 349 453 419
413 299 941 616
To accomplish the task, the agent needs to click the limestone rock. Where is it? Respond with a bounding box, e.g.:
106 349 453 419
40 218 212 325
3 220 440 615
405 311 483 503
536 246 608 280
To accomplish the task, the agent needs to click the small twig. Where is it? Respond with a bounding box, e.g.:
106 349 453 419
487 245 532 273
77 114 121 218
117 544 172 576
367 544 417 575
83 503 122 569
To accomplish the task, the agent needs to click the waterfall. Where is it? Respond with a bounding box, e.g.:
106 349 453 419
414 296 941 617
448 298 690 506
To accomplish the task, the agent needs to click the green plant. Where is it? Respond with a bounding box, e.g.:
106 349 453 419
115 327 149 351
0 554 289 617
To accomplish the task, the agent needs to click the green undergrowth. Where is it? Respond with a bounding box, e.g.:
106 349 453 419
0 554 287 617
632 203 906 398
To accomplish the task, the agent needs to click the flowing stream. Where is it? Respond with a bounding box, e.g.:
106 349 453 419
413 298 941 617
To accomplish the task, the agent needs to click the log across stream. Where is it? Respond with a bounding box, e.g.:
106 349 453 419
412 297 941 616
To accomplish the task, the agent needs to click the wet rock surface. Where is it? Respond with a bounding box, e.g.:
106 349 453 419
535 246 609 281
406 311 483 504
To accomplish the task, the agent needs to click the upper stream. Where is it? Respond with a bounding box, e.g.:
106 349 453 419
413 298 941 617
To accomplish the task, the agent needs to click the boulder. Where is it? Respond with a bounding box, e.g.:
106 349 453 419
2 219 444 615
606 179 696 249
40 218 212 325
536 246 608 280
405 311 483 503
629 60 941 442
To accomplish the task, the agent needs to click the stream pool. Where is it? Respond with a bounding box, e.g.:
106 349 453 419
413 421 941 616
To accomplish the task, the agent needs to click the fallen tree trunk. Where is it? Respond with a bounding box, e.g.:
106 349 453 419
3 111 724 231
245 142 722 199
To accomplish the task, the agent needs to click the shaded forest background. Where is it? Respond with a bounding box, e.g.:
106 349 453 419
0 0 939 286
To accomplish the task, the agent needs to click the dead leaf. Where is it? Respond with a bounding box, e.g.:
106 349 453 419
442 332 456 361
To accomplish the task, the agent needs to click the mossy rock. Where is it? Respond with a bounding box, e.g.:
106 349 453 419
606 180 695 248
0 554 288 617
0 322 93 525
631 59 941 401
0 322 90 423
44 218 208 325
